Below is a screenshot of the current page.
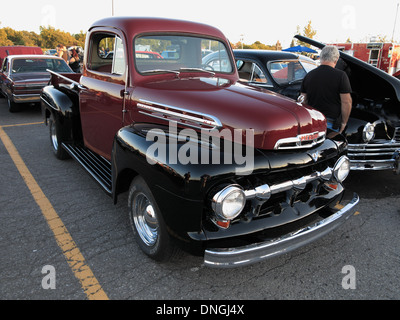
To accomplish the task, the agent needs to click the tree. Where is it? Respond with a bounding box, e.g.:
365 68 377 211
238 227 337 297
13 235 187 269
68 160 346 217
39 26 78 49
0 23 85 49
295 20 317 47
377 35 389 43
73 31 86 48
231 40 279 50
303 20 317 40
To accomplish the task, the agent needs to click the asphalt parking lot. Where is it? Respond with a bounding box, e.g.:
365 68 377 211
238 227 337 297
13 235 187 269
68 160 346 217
1 97 399 301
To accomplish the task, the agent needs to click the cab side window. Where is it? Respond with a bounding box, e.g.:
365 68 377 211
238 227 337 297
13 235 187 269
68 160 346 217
237 60 268 84
112 36 125 75
88 32 125 75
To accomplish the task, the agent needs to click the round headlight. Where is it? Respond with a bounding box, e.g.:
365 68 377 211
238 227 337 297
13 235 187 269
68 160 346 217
211 185 246 220
362 123 375 142
333 156 351 183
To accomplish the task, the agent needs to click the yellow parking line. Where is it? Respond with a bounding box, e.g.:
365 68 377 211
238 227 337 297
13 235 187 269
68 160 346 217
0 126 109 300
1 122 43 128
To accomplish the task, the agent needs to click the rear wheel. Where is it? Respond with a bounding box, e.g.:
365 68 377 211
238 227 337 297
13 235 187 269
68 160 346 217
128 176 176 261
49 114 70 160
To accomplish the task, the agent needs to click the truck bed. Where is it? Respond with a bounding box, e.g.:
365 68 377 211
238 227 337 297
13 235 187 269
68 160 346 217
47 69 82 88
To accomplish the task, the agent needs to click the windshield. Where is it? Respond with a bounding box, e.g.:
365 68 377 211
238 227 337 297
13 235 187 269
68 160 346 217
134 35 233 75
11 58 71 74
268 59 317 84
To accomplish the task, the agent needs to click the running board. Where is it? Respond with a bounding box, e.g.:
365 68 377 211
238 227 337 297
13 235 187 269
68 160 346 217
62 143 112 195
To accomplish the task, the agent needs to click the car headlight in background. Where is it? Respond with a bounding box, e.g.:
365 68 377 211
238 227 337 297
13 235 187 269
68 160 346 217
211 185 246 222
362 123 375 142
333 156 351 183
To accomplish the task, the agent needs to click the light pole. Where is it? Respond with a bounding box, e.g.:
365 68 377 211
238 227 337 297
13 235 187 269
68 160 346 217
392 3 399 42
112 0 115 16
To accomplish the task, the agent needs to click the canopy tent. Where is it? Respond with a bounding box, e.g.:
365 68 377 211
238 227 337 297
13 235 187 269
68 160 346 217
282 45 317 53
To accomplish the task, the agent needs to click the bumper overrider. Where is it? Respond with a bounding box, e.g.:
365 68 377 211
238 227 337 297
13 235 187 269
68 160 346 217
204 192 359 268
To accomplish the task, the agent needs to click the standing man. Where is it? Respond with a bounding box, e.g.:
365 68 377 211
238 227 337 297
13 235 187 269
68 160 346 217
300 46 352 133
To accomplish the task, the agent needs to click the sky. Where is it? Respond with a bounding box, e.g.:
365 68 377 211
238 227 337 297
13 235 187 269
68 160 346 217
1 0 400 48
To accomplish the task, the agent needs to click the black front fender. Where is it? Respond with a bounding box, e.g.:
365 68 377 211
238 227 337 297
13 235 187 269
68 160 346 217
41 85 82 144
112 124 207 247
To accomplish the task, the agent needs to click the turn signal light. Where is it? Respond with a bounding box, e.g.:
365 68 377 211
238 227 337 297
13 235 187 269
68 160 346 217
216 220 231 229
324 182 338 191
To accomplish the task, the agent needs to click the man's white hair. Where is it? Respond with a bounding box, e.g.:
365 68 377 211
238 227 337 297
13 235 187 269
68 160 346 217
320 46 340 63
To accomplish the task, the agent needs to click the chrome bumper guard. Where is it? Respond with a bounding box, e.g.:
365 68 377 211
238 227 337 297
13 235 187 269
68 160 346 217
204 193 359 268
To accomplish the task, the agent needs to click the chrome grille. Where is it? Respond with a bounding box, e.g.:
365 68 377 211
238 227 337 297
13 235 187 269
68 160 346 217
393 127 400 142
348 141 400 159
348 130 400 170
274 132 326 150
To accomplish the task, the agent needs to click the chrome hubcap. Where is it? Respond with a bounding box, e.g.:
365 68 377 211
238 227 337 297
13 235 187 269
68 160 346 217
50 120 58 151
132 192 159 246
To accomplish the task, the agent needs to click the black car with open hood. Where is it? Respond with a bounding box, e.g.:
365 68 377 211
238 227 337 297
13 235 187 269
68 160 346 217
295 35 400 173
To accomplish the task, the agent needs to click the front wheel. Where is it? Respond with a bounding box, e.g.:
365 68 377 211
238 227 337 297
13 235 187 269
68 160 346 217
48 114 70 160
128 176 176 261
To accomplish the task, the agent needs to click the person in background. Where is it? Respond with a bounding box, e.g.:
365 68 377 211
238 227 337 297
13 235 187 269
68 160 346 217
56 44 69 64
69 47 81 73
300 46 352 134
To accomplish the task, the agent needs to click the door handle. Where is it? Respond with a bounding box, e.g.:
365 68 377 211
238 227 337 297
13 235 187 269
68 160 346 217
120 90 129 98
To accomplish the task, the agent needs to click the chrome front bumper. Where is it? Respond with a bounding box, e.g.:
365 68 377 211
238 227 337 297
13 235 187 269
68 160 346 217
348 141 400 171
204 193 359 268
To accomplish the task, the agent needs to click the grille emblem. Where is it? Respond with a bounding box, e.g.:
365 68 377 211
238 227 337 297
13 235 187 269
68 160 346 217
309 151 319 162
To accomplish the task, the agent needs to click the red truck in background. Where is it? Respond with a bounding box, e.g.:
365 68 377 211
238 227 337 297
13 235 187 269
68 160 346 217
40 17 358 268
0 46 43 66
329 41 400 75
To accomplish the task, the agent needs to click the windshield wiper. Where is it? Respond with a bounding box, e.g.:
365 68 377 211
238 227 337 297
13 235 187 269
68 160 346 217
178 68 215 77
141 68 216 77
141 69 180 76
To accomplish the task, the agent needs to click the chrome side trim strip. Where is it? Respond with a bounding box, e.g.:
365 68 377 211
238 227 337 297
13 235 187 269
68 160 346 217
204 193 359 268
137 99 223 131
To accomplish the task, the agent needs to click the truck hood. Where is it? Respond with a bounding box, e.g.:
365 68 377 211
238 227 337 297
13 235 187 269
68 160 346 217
132 77 326 150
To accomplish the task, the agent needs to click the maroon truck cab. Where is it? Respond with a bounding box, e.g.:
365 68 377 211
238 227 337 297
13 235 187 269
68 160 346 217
41 17 358 268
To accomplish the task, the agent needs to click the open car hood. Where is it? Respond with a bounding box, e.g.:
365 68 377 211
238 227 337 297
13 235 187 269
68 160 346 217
295 35 400 104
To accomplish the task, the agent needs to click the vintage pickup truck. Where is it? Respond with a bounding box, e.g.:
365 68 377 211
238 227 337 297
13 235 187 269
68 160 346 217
40 17 359 268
